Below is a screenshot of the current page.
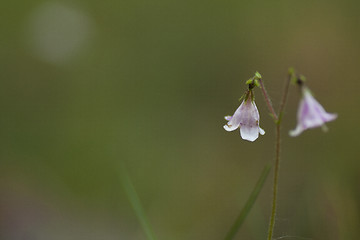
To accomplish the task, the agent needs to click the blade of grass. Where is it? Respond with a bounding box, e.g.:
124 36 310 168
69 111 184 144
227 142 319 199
121 168 158 240
224 164 272 240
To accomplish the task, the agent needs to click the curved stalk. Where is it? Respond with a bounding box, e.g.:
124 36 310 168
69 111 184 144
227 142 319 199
258 79 278 122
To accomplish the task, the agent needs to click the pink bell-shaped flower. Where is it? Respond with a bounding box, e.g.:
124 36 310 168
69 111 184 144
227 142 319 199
223 91 265 142
290 87 337 137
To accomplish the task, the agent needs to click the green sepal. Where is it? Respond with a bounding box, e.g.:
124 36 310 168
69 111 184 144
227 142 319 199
288 67 298 85
245 79 254 85
255 71 262 79
238 94 245 102
290 76 297 85
243 90 253 103
288 67 295 76
299 75 306 82
321 124 329 132
249 89 255 102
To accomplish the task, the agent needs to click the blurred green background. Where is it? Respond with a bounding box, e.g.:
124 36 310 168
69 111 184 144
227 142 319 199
1 0 359 239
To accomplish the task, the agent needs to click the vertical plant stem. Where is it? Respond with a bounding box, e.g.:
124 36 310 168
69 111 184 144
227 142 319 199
277 74 292 124
267 123 281 240
258 72 292 240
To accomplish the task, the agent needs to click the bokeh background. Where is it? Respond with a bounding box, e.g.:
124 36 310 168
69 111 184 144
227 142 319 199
1 0 359 239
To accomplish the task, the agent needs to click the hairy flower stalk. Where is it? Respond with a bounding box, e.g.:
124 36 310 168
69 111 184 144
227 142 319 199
257 71 292 240
223 89 265 142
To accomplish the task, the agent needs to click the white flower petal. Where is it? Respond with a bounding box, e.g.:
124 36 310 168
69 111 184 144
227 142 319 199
289 125 304 137
224 115 232 121
259 127 265 135
223 90 264 141
240 125 259 142
223 124 238 132
224 104 244 131
290 87 337 137
321 112 337 122
303 117 323 129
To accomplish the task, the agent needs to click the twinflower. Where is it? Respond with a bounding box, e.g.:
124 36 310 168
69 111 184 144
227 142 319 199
290 86 337 137
223 90 265 142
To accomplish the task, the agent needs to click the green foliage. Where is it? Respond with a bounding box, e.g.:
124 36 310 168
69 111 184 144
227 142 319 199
224 164 272 240
121 169 158 240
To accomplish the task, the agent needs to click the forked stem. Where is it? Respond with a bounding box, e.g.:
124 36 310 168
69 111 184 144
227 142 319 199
258 72 292 240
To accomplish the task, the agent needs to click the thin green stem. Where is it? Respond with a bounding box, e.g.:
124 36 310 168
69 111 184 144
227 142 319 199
267 124 281 240
224 164 272 240
277 73 292 125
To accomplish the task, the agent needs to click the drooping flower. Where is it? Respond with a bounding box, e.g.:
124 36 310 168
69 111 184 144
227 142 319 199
289 86 337 137
223 90 265 142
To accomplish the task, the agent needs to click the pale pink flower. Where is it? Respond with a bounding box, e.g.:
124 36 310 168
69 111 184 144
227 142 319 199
290 87 337 137
223 92 265 142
